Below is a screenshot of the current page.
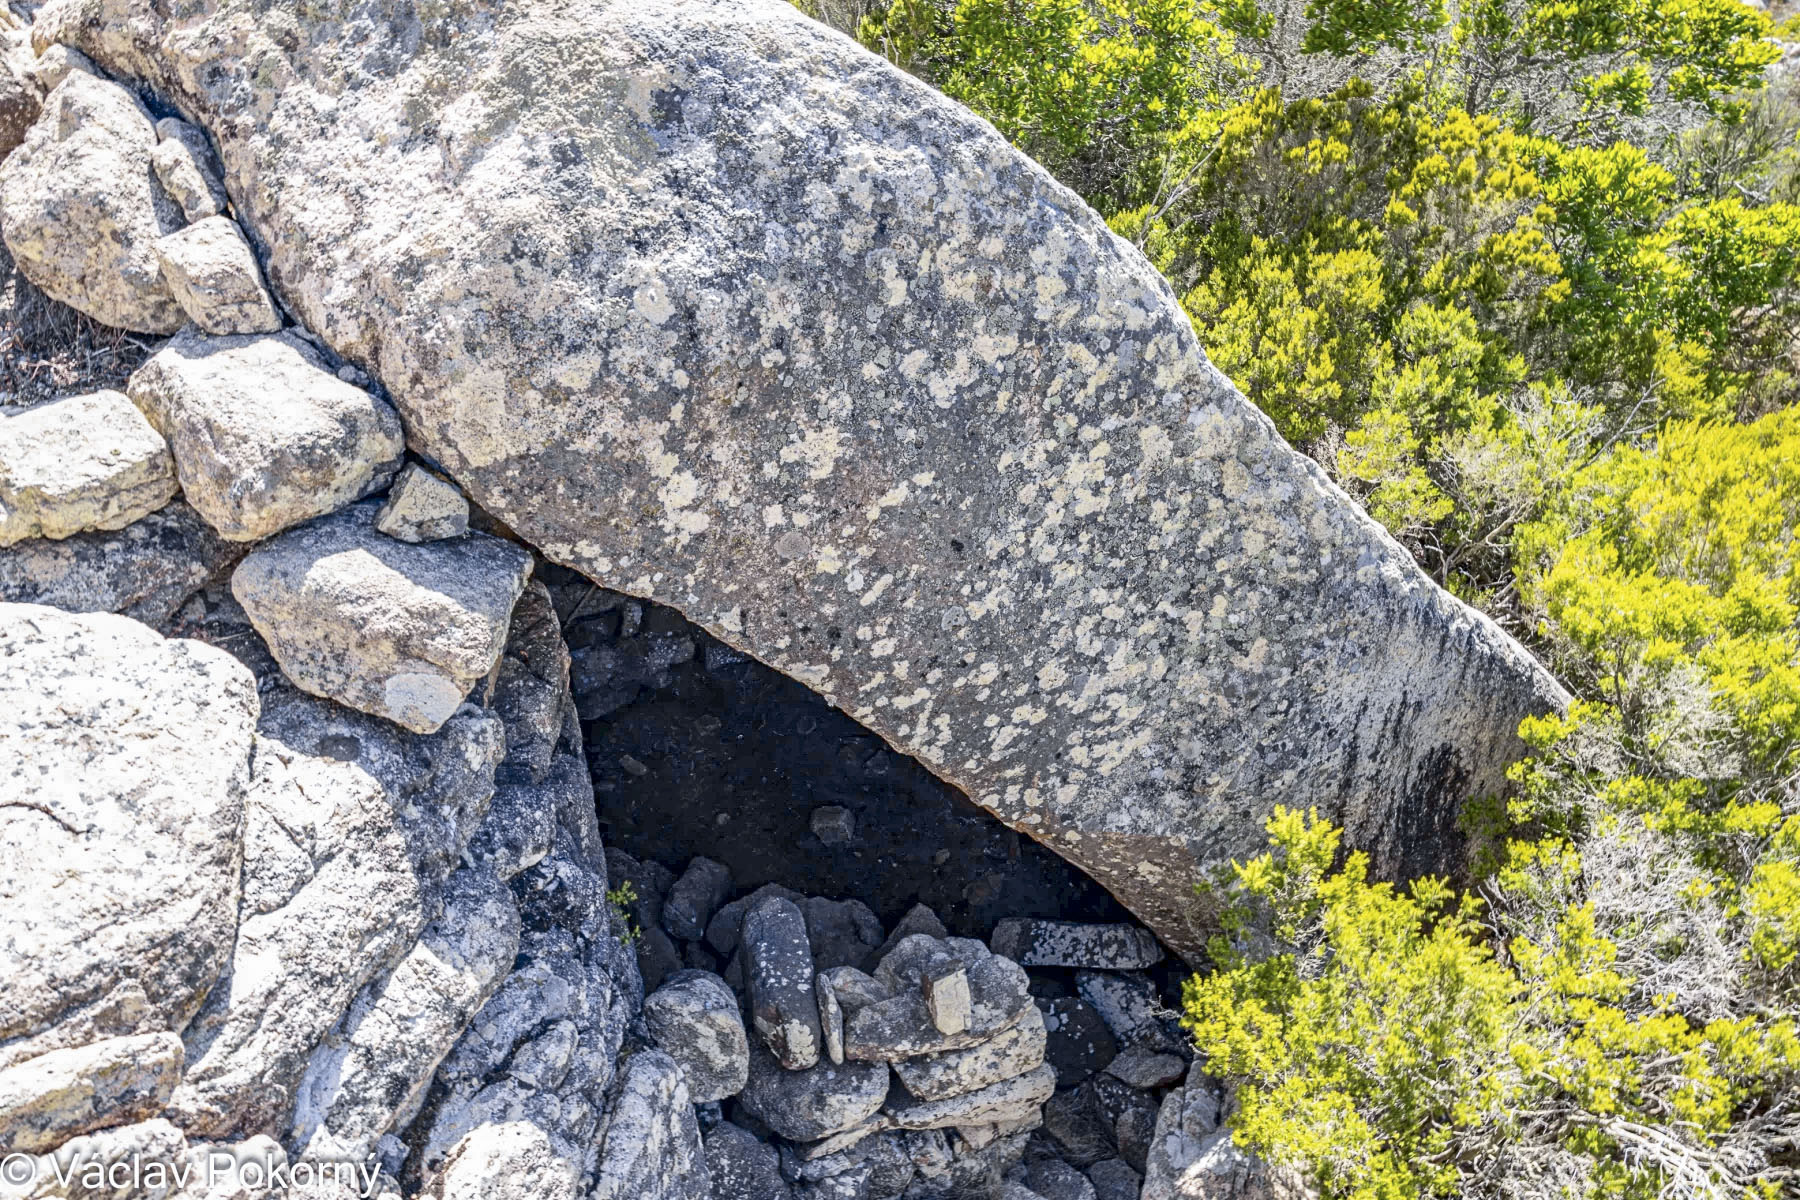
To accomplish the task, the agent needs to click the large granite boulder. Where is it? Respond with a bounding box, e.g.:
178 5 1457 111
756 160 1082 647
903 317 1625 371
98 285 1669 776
41 0 1566 954
0 605 257 1070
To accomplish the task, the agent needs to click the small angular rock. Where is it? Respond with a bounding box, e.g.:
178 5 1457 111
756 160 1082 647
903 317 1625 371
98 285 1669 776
990 921 1163 971
817 973 846 1066
924 966 972 1036
376 463 470 543
1104 1046 1187 1091
0 390 176 546
811 805 854 846
231 502 533 733
662 856 732 942
846 936 1031 1062
1086 1158 1142 1200
1039 996 1119 1090
128 329 404 541
818 967 892 1015
152 117 228 222
0 1032 183 1154
738 1039 889 1143
864 903 948 972
642 970 748 1103
744 896 823 1071
706 1120 793 1200
155 215 282 334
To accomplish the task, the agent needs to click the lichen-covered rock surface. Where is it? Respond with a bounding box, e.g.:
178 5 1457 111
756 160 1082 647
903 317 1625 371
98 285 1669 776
230 502 533 733
38 0 1567 954
0 605 256 1070
0 65 182 332
0 389 176 546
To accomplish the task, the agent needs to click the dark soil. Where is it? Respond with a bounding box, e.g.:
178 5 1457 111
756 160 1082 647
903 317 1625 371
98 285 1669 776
0 245 153 409
539 564 1135 940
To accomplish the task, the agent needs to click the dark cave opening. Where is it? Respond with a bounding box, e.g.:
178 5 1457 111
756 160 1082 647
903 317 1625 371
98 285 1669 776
535 562 1138 943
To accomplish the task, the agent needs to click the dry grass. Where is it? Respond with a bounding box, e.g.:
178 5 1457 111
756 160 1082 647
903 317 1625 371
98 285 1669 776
0 244 153 410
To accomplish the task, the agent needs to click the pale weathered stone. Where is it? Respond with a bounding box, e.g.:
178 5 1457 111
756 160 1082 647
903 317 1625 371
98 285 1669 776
0 390 175 546
0 606 255 1070
892 1004 1047 1103
155 216 282 335
642 969 748 1103
0 67 182 332
923 966 971 1037
437 1120 582 1200
990 921 1162 971
375 463 469 543
16 1117 188 1199
152 117 226 222
167 688 504 1139
24 44 91 94
589 1049 707 1200
231 503 533 734
817 974 846 1067
128 329 403 541
0 1032 182 1154
0 501 236 628
34 0 1565 956
290 868 521 1162
883 1063 1055 1132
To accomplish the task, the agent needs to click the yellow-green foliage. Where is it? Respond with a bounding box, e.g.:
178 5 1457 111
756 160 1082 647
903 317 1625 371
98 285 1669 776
830 4 1800 1189
1188 808 1800 1199
852 0 1800 606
